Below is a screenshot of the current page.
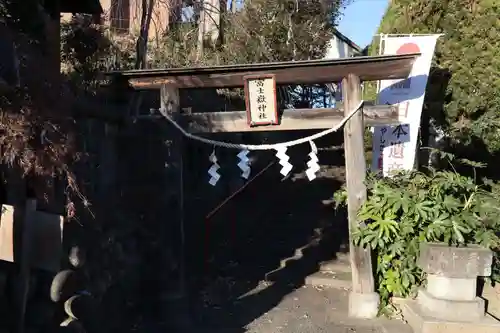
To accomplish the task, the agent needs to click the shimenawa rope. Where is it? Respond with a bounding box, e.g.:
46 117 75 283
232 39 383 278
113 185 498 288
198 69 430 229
158 100 364 151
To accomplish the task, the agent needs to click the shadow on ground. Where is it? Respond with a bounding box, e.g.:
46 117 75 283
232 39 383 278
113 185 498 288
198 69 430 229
179 134 351 332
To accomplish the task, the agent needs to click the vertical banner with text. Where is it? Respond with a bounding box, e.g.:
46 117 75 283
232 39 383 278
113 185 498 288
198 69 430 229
371 35 440 175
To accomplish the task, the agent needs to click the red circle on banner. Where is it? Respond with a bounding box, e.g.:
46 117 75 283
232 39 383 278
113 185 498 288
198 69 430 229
396 43 420 55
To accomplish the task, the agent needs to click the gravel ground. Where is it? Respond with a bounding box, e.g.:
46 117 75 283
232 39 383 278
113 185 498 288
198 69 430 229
483 283 500 319
243 285 380 333
191 282 388 333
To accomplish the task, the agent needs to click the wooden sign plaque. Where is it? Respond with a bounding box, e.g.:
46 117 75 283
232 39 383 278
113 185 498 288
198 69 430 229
244 74 279 127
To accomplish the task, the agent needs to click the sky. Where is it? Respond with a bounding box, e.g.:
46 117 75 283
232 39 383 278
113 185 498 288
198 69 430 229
337 0 390 48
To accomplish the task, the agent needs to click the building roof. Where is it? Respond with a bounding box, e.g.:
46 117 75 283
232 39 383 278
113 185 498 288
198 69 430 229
332 29 362 53
46 0 103 14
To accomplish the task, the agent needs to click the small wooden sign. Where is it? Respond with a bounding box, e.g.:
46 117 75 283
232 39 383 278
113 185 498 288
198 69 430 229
0 205 15 263
244 74 279 127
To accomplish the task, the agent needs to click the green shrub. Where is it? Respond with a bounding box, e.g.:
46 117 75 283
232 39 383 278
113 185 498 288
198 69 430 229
334 155 500 311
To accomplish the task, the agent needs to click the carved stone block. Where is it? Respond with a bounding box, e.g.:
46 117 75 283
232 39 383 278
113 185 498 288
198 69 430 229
418 242 493 278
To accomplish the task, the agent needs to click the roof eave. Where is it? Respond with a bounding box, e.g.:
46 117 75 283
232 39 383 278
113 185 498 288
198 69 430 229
59 0 103 14
332 29 362 53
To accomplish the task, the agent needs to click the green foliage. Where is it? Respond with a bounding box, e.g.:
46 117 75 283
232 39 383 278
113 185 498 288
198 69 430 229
223 0 342 63
334 157 500 309
61 1 352 92
375 0 500 152
0 1 79 182
143 0 352 67
61 15 135 89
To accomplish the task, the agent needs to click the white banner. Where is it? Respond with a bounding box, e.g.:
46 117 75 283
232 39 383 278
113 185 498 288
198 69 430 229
371 35 440 175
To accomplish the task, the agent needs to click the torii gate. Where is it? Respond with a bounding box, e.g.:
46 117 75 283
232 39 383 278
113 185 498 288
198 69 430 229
106 53 419 319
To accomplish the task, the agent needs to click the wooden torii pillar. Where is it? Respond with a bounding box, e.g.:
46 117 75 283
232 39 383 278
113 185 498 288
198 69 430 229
106 53 420 319
342 73 379 318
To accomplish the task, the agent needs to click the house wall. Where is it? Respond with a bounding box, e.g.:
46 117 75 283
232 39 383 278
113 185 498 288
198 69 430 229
323 34 359 103
62 0 183 39
325 34 357 59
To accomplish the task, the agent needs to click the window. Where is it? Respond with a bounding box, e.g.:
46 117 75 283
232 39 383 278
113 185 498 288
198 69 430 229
110 0 130 32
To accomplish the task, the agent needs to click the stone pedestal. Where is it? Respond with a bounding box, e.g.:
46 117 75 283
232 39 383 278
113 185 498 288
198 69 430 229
348 291 380 319
401 243 500 333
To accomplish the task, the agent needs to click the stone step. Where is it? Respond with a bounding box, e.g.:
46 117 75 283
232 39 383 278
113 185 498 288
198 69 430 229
230 243 317 262
264 238 322 281
234 231 324 246
305 271 352 290
319 261 351 273
319 254 351 273
294 238 321 257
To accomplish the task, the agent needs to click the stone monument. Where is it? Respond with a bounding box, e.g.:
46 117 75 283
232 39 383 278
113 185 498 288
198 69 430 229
401 242 500 333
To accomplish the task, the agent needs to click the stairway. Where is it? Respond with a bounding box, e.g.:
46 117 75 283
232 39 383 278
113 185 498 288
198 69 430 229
263 226 352 291
263 228 323 282
304 252 352 290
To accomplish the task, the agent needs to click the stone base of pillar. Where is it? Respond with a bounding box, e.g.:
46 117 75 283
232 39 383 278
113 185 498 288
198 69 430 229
401 299 500 333
417 288 485 322
348 291 380 319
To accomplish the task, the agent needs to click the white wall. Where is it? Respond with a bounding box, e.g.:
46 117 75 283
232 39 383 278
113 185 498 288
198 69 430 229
324 35 357 59
322 35 358 105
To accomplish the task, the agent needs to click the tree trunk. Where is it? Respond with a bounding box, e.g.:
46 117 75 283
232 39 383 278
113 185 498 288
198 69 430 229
197 0 222 59
206 0 221 44
135 0 155 69
196 0 206 60
218 0 226 48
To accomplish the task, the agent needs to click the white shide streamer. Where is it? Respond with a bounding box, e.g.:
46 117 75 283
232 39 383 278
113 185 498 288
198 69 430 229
275 146 293 177
305 140 320 181
237 149 251 179
208 149 221 186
